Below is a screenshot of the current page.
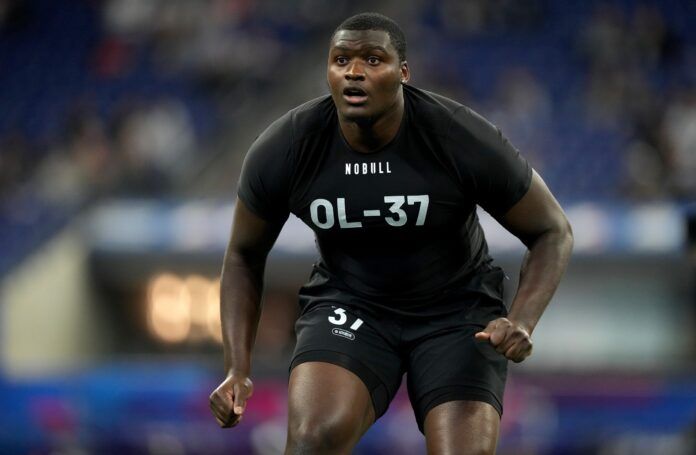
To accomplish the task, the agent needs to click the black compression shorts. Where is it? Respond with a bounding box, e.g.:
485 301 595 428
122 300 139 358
289 273 509 433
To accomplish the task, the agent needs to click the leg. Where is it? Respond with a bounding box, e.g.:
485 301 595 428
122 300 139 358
404 296 509 445
424 400 500 455
287 297 403 453
285 361 375 455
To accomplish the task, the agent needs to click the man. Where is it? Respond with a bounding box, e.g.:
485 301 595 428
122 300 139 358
209 12 573 454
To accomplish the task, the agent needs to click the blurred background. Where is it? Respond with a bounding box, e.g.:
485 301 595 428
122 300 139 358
0 0 694 453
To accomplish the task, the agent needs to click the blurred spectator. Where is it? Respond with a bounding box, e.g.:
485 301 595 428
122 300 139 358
572 3 691 200
32 104 116 207
438 0 488 35
578 4 627 68
630 3 683 69
436 0 544 36
661 88 696 199
0 131 31 202
623 139 667 199
92 37 136 78
579 4 667 130
112 97 196 195
486 67 551 171
101 0 158 40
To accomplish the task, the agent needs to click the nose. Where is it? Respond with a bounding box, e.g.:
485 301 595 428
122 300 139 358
345 61 365 81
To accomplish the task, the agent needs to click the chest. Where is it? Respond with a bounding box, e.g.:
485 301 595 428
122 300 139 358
289 131 475 234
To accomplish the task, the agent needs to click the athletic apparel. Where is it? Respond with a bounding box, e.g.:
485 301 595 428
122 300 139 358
238 84 532 317
290 265 509 432
239 84 528 427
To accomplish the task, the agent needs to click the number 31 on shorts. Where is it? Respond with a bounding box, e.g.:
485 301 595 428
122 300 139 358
328 308 364 331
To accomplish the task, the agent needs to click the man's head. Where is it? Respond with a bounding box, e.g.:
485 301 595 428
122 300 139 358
327 13 410 124
334 13 407 62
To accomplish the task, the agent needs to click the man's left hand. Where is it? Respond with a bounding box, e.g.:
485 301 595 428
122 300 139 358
474 318 533 363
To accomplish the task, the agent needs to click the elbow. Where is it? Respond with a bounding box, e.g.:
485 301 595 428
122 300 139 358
222 250 260 281
529 215 573 253
224 247 246 266
225 242 269 268
524 213 574 250
559 215 574 254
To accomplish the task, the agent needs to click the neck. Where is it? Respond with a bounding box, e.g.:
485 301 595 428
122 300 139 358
338 93 404 153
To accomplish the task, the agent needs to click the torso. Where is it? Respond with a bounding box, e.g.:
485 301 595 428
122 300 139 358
238 85 531 315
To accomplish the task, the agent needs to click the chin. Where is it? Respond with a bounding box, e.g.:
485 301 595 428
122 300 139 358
340 106 374 124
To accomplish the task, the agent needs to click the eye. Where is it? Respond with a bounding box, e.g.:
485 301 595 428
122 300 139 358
367 56 381 65
335 56 349 65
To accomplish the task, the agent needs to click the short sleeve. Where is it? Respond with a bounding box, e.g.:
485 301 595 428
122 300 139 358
448 106 532 216
237 114 293 223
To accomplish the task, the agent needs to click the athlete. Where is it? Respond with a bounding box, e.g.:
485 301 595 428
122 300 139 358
209 12 573 454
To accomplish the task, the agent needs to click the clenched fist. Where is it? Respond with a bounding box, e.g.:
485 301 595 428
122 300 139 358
209 374 254 428
474 317 533 363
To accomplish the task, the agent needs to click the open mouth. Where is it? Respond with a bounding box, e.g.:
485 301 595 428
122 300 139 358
343 86 368 105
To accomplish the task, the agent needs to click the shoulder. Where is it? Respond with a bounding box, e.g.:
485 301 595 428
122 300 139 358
251 95 334 154
404 84 463 114
404 84 500 148
289 95 336 141
404 85 461 136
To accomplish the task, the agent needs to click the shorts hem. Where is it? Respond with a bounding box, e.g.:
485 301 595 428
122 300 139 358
416 385 503 433
289 349 392 419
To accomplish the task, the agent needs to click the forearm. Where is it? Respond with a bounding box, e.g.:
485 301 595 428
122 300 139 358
507 225 573 335
220 250 265 376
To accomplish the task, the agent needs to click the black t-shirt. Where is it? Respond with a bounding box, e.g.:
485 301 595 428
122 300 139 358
238 84 532 317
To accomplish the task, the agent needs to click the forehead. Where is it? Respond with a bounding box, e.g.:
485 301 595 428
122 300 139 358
330 29 396 54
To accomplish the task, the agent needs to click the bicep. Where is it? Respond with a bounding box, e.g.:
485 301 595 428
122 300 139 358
228 197 285 264
496 170 571 247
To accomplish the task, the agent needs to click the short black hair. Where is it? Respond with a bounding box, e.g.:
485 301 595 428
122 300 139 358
333 12 407 62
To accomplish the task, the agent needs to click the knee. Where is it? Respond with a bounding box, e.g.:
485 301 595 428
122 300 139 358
472 445 497 455
463 442 496 455
286 417 357 454
428 438 496 455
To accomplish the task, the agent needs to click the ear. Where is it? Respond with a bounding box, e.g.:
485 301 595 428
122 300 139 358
400 61 410 83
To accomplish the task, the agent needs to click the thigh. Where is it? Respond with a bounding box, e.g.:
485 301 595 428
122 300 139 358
286 361 374 452
424 400 500 455
291 302 403 419
405 296 509 433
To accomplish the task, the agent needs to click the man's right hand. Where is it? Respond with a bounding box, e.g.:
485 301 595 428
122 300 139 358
209 374 254 428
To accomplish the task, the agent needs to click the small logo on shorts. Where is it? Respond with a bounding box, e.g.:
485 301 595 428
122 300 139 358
331 328 355 340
